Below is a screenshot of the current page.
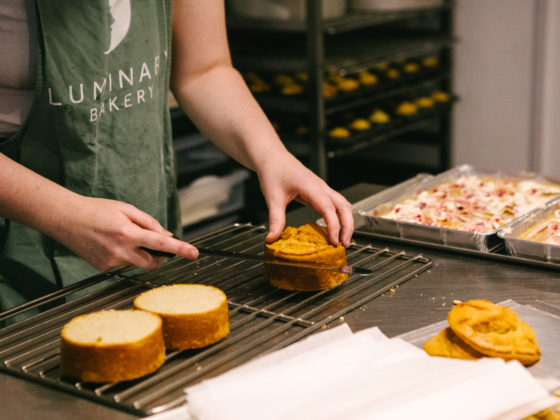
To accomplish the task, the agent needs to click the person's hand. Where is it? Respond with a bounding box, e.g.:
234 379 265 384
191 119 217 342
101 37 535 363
257 154 354 247
49 196 198 271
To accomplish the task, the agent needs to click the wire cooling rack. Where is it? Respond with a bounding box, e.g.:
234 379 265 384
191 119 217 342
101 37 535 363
0 223 432 416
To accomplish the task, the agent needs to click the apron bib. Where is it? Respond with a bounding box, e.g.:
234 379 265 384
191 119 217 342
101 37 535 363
0 0 179 311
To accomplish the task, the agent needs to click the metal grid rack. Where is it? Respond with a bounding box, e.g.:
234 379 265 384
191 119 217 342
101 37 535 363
0 224 432 416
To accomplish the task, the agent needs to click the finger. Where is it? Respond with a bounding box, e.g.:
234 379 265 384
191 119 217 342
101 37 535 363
305 193 340 245
332 193 354 247
139 231 199 259
126 249 163 270
120 204 169 234
265 196 287 243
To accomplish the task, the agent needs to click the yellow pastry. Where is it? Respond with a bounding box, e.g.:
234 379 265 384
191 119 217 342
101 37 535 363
423 327 485 360
422 56 439 68
432 90 450 102
281 83 304 95
336 77 360 92
386 68 400 80
403 62 420 74
395 101 418 116
328 127 351 138
448 299 541 366
349 118 371 131
415 96 435 109
264 223 348 291
274 74 295 86
359 70 379 86
369 109 391 124
323 81 338 98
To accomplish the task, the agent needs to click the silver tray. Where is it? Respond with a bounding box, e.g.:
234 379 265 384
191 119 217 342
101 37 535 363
357 164 560 252
499 197 560 264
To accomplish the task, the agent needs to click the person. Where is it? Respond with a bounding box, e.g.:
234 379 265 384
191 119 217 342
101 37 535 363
0 0 354 312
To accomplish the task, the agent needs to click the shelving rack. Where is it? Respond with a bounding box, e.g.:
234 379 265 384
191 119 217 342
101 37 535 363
226 0 456 184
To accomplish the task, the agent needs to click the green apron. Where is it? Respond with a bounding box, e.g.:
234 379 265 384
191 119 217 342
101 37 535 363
0 0 180 312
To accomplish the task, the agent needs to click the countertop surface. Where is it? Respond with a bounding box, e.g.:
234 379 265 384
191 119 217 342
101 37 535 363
2 183 560 420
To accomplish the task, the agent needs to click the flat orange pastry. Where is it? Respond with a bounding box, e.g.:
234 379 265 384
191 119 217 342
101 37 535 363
264 223 347 291
448 299 541 366
423 327 484 360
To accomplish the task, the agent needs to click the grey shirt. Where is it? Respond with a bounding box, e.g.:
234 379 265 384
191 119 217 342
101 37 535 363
0 0 37 138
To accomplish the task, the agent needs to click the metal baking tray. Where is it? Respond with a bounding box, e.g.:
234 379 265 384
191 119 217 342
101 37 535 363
357 164 560 252
499 197 560 264
0 223 432 416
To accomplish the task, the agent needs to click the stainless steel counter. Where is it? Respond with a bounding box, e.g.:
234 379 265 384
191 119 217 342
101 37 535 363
2 183 560 419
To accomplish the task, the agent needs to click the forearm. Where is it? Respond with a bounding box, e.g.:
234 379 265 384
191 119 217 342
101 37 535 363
172 65 293 173
0 153 79 237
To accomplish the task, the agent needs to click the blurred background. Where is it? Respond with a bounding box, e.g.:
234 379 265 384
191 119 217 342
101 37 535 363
171 0 560 238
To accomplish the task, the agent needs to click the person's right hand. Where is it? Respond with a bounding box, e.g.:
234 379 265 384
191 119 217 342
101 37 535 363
50 196 199 271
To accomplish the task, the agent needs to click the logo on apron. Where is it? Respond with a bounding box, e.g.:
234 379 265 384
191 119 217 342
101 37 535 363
105 0 131 55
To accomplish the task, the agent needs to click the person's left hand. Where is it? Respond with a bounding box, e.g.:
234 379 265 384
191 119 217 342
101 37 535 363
257 153 354 247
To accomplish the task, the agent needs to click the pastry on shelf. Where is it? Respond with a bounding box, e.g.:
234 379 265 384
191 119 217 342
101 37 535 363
244 72 271 94
335 77 360 92
296 125 308 136
323 81 338 98
248 81 271 94
375 61 390 72
422 56 439 69
415 96 435 109
358 70 379 87
243 72 263 83
385 68 401 81
369 109 391 125
281 83 304 96
349 118 371 131
295 72 308 82
432 90 451 103
403 62 421 75
273 73 295 86
395 101 418 116
328 126 351 139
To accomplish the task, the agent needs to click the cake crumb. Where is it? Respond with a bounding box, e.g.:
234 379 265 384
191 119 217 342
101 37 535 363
321 325 327 330
339 316 345 322
390 288 396 293
453 299 463 305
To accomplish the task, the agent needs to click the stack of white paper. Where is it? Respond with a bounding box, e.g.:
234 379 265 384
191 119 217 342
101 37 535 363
182 324 558 420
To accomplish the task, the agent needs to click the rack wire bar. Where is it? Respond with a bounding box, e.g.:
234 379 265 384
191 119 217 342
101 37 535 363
0 223 432 416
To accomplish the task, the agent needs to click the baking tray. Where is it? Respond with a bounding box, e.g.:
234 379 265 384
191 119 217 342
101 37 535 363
499 197 560 264
357 164 560 252
398 299 560 383
0 223 432 416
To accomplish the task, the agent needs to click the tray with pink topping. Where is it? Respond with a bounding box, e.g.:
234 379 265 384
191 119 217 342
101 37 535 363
357 164 560 252
498 197 560 263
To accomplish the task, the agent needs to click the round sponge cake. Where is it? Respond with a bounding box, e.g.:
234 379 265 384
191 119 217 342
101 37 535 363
60 309 165 383
264 223 348 291
134 284 229 350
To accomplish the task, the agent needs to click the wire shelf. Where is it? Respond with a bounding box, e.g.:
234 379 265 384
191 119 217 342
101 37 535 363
0 223 432 416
